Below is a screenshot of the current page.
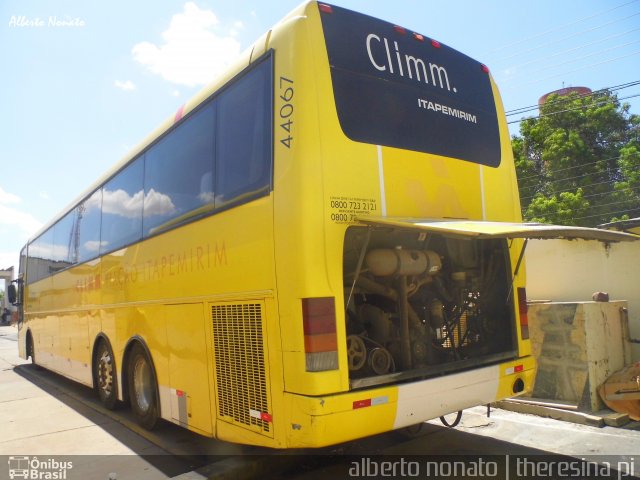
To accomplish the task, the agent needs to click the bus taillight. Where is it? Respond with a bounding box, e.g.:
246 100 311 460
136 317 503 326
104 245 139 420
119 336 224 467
517 287 529 340
481 63 490 73
302 297 339 371
318 4 333 14
393 25 407 35
431 39 441 48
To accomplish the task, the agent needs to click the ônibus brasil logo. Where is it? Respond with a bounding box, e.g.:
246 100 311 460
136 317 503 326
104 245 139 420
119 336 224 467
7 456 73 479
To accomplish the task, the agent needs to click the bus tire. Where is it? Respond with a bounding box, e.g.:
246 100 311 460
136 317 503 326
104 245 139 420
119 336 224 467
127 343 159 430
94 340 118 410
26 331 36 365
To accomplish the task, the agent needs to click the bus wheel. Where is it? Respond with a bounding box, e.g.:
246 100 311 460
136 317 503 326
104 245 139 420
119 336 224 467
26 333 36 365
94 340 118 410
128 343 159 430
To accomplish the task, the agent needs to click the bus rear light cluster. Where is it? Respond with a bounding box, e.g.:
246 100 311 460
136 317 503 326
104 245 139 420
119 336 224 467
302 297 338 371
517 287 529 340
393 25 407 35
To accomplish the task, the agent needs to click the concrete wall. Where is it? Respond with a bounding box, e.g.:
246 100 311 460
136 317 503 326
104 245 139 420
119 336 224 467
525 239 640 361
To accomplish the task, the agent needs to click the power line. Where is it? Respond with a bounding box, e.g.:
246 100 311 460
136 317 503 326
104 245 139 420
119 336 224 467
500 38 640 85
493 10 640 64
517 155 625 181
519 184 639 205
520 176 638 201
506 80 640 116
522 202 640 222
512 50 640 89
499 26 640 78
520 182 640 203
507 93 640 125
571 207 639 222
480 0 639 58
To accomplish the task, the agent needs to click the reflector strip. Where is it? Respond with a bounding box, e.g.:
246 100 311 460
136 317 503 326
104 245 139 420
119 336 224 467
353 399 371 409
505 365 524 375
353 395 389 409
250 409 273 422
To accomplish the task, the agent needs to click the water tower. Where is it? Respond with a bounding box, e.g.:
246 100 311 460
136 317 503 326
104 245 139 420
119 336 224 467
538 86 592 109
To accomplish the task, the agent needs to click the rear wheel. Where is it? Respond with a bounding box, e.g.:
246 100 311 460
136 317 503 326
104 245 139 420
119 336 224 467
26 333 36 365
128 343 159 430
94 340 118 410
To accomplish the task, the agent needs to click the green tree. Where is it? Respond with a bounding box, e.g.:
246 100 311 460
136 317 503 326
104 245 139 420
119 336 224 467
512 90 640 226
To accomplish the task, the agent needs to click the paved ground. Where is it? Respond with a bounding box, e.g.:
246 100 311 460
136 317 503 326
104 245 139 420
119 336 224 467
1 322 640 479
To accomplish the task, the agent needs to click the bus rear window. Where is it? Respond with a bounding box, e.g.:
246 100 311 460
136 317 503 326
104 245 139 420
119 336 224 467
319 4 501 167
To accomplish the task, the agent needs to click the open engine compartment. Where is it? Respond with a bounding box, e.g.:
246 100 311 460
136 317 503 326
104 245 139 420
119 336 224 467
343 226 518 388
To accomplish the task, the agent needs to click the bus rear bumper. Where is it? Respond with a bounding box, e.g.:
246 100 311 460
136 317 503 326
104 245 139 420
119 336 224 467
283 356 535 448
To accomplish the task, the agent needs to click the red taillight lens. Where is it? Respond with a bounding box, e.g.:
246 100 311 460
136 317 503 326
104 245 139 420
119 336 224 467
517 287 529 340
481 63 490 73
431 39 441 48
394 25 407 35
302 297 338 371
318 3 333 13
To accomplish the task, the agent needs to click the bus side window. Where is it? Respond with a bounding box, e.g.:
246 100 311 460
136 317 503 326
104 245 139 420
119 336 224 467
76 189 103 264
27 228 55 284
143 101 216 236
215 57 272 207
100 158 144 255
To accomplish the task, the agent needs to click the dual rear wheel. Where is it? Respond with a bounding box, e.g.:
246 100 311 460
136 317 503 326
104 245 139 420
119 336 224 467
93 340 159 430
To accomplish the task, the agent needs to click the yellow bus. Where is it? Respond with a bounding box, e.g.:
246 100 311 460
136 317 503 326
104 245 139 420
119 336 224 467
11 1 633 448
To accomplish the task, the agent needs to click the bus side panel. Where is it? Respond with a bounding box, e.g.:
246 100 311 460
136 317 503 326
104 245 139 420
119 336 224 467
165 302 213 436
51 265 93 385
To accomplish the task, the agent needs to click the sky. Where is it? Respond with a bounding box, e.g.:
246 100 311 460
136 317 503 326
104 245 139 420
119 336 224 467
0 0 639 279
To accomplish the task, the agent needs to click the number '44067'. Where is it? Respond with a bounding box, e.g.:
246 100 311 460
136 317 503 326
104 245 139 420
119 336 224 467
279 77 294 148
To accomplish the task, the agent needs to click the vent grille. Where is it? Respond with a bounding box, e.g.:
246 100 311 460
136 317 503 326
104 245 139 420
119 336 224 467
211 302 271 434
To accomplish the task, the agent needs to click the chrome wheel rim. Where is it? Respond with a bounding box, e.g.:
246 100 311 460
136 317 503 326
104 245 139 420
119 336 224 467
133 357 152 413
98 349 113 397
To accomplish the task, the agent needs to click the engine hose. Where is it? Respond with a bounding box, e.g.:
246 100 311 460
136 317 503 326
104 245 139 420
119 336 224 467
440 410 463 428
434 277 454 303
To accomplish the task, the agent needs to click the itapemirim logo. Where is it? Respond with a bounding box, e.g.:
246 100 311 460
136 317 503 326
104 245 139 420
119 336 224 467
7 456 73 480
